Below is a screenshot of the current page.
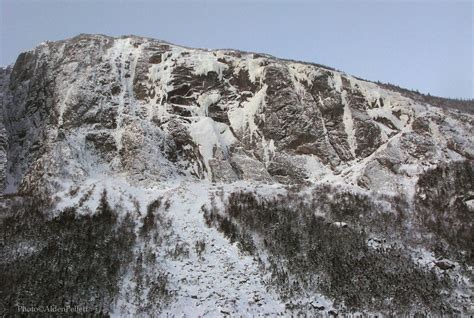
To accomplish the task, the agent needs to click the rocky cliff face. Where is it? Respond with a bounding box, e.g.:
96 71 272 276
0 34 472 316
1 34 472 196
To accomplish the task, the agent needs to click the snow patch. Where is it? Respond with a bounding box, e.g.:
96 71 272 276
228 85 267 137
189 118 236 179
108 38 143 152
342 90 356 157
330 72 343 92
196 92 221 117
232 57 266 83
332 221 348 228
262 137 276 166
366 107 403 131
287 63 320 86
193 56 228 80
303 155 334 181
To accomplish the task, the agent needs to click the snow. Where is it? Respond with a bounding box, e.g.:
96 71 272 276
158 182 286 316
261 136 276 166
428 119 447 146
330 72 343 92
228 85 267 136
411 248 457 272
465 199 474 212
57 179 292 316
342 90 356 157
232 57 266 83
3 34 474 315
397 163 423 177
366 107 404 131
287 63 320 86
196 91 221 117
247 58 265 83
303 154 334 181
57 79 75 127
51 176 344 316
189 118 236 179
54 172 170 215
193 56 228 80
108 38 143 152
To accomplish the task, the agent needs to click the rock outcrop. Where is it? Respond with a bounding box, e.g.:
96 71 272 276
0 34 471 197
0 34 472 316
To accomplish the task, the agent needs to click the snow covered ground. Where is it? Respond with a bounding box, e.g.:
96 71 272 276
58 179 282 316
53 178 338 316
1 34 472 316
158 183 286 316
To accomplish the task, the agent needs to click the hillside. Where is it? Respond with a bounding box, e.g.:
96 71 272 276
0 34 472 316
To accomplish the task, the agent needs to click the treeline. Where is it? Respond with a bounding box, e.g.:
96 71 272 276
376 81 474 113
0 190 135 315
203 186 456 315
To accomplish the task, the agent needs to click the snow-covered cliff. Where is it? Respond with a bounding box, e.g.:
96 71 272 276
1 34 472 316
1 34 472 196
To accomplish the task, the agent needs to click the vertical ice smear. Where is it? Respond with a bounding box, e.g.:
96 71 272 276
330 72 357 157
109 39 127 153
197 92 221 117
331 72 343 93
288 64 309 96
193 55 228 80
428 119 446 146
228 85 267 137
247 58 265 83
315 95 333 151
346 74 419 129
262 137 276 166
287 63 319 87
108 38 142 153
147 48 182 120
342 90 356 157
232 56 266 84
189 118 236 179
58 86 73 127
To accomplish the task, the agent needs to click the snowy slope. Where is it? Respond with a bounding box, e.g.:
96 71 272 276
0 34 473 316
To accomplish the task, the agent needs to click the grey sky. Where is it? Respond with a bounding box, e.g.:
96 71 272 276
1 0 472 98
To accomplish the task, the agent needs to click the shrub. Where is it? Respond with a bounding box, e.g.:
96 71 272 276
0 194 136 315
206 188 454 314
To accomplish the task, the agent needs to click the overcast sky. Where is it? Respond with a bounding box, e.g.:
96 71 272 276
1 0 472 98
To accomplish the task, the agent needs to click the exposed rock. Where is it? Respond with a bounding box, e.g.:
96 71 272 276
1 34 471 195
85 131 117 160
435 260 455 270
0 34 473 316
